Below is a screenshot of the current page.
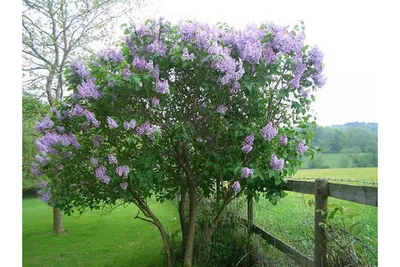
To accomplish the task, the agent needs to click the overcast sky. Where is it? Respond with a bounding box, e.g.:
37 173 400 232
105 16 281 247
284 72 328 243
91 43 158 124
145 0 378 126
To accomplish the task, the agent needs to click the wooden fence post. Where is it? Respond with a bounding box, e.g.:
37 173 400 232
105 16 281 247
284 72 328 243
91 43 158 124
314 178 328 267
246 194 254 265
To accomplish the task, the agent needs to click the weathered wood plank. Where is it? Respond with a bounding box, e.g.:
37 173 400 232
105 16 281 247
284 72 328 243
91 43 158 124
252 224 314 267
328 183 378 207
284 180 315 194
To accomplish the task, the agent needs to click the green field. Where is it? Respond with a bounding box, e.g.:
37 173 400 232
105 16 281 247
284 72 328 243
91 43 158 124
23 199 179 267
301 153 375 169
254 167 378 265
23 167 378 266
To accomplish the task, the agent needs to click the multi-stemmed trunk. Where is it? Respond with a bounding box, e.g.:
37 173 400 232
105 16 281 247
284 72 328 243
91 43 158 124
183 180 197 267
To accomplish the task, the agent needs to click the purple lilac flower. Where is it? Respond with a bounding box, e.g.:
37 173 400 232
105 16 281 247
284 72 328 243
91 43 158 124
232 181 241 193
136 125 145 135
116 165 130 178
120 182 128 190
155 79 170 94
35 115 54 131
242 145 253 153
260 122 278 141
68 133 81 149
96 48 124 63
272 29 304 54
242 40 263 64
123 119 136 130
296 140 309 155
308 46 324 73
241 167 254 178
123 67 131 80
31 163 42 176
83 110 100 127
72 104 85 117
108 80 116 87
95 165 110 184
279 135 288 146
56 126 65 133
90 157 99 167
107 116 118 129
50 107 57 113
132 56 147 70
216 105 228 115
35 154 49 166
299 87 311 98
38 180 48 188
263 45 276 64
71 60 90 79
152 97 159 107
312 73 327 88
146 40 167 56
270 154 285 171
182 48 195 61
39 190 52 203
242 133 254 153
93 134 104 147
77 78 100 99
108 154 117 165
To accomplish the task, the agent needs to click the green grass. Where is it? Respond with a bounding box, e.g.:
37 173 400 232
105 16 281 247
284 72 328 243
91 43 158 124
302 153 374 169
254 167 378 265
23 199 179 267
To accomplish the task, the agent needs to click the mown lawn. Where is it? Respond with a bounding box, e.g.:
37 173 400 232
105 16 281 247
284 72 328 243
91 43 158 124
23 198 179 267
254 167 378 265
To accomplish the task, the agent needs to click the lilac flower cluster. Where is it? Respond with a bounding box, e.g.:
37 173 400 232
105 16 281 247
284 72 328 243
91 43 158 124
35 131 81 155
155 79 170 94
296 140 309 155
260 122 278 141
123 67 131 80
308 46 326 88
38 180 48 188
77 78 100 99
299 87 310 98
96 48 124 64
71 60 90 79
83 110 100 127
152 97 159 107
216 105 228 115
35 154 50 165
182 48 195 61
290 55 307 89
95 165 110 184
108 80 116 87
93 134 104 147
279 135 288 146
35 115 54 132
108 154 117 165
39 190 52 203
132 55 147 70
263 45 276 64
31 163 42 176
120 182 128 190
116 165 130 178
242 133 254 153
90 157 99 167
270 154 285 171
241 167 254 178
232 181 241 193
123 119 136 130
271 28 304 54
56 126 65 133
107 116 118 129
146 40 167 56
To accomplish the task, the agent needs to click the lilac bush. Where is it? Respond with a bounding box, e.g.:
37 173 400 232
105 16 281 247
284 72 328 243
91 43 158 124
32 19 325 267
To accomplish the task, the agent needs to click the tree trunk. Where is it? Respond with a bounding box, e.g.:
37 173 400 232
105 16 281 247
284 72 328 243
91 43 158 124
183 181 197 267
150 212 173 267
53 207 65 233
179 188 188 252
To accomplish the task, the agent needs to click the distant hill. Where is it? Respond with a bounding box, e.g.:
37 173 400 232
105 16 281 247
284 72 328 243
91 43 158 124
331 122 378 135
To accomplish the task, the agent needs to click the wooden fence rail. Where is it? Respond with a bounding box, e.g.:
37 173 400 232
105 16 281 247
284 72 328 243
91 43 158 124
247 178 378 267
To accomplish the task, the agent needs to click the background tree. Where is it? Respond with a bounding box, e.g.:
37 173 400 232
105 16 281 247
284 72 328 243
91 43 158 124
23 93 49 195
32 19 326 266
22 0 145 233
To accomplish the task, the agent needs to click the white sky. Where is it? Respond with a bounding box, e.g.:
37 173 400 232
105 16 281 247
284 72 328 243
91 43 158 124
147 0 379 126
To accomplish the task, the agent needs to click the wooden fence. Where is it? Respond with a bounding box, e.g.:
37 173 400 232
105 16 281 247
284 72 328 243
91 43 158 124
246 178 378 267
